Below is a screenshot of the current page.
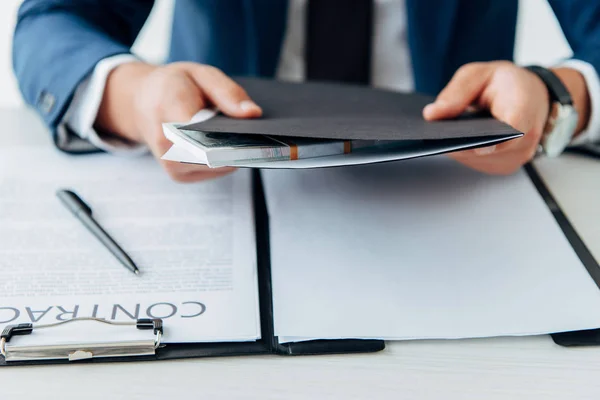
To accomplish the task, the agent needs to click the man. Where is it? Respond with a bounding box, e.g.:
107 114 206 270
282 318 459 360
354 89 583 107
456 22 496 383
12 1 600 182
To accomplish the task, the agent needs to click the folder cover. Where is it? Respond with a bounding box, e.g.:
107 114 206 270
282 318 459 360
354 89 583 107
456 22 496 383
182 78 520 142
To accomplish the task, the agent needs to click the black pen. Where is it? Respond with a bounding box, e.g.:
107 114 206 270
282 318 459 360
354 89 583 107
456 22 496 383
56 189 140 276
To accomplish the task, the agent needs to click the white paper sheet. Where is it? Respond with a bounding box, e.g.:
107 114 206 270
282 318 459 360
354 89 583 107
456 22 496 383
261 157 600 343
0 148 260 345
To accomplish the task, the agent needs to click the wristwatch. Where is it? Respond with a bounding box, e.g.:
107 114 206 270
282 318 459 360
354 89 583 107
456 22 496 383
525 65 579 157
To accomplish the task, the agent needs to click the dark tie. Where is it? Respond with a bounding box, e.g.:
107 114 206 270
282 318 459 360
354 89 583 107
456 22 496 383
305 0 374 85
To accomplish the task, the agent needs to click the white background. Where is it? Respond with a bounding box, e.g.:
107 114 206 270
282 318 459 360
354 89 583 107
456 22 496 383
0 0 573 108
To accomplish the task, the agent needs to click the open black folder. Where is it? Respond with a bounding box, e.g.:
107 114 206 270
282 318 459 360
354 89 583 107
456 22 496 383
184 78 520 143
2 164 600 367
168 78 524 168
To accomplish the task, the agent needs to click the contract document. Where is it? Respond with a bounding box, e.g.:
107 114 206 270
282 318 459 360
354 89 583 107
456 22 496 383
0 148 260 345
261 157 600 343
3 141 600 364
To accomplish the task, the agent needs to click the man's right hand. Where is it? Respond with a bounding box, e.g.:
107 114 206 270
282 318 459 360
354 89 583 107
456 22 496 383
95 62 263 182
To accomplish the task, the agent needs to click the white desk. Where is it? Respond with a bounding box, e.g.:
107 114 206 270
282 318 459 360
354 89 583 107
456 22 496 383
2 108 600 400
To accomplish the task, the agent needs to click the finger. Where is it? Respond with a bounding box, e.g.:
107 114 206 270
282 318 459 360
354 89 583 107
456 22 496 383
450 145 498 158
449 153 524 175
447 140 535 175
423 63 492 120
185 65 262 119
449 136 525 159
175 168 237 183
161 161 237 183
160 157 236 174
168 96 207 122
161 159 212 174
157 73 208 122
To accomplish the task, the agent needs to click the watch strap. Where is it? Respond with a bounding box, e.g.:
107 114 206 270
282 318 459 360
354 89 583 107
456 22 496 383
525 65 573 105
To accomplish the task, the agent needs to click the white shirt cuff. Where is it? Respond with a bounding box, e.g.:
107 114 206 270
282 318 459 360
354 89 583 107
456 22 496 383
60 54 148 156
556 59 600 146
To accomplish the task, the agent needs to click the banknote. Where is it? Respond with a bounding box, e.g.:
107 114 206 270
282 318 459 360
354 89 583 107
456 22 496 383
163 123 382 168
182 129 283 149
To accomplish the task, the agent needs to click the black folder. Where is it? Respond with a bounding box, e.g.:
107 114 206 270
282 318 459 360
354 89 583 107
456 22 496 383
183 78 520 142
2 161 600 367
179 78 524 164
2 163 599 367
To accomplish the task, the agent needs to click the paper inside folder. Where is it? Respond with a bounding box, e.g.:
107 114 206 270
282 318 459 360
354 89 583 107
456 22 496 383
161 132 521 169
162 144 205 165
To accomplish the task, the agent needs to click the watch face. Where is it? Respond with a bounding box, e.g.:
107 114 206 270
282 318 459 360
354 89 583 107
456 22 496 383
544 105 578 157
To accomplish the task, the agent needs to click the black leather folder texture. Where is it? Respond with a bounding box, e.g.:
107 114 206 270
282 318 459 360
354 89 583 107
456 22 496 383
183 78 522 143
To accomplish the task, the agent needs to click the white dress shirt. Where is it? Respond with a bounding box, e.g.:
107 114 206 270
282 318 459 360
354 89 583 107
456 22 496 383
61 0 600 151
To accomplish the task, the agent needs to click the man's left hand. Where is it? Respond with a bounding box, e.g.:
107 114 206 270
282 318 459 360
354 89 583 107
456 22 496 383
422 61 589 175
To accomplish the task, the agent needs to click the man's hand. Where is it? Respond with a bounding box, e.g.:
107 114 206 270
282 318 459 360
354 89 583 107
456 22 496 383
423 61 590 175
96 62 262 182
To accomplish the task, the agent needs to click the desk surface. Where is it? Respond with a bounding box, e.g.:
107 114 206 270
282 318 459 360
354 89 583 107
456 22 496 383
2 108 600 400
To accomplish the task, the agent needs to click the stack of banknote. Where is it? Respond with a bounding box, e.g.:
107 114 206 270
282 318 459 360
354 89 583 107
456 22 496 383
163 123 381 168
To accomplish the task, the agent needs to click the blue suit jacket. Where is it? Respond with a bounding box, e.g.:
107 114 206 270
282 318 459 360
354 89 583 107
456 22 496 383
12 0 600 141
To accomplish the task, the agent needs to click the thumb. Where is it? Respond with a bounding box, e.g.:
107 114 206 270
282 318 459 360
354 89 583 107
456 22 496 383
423 63 492 121
185 64 262 119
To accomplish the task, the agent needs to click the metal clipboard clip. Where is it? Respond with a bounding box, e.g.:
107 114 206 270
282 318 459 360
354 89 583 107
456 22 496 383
0 318 163 363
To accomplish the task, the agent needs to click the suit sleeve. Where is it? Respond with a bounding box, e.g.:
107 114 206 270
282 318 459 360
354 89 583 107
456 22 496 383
548 0 600 143
547 1 600 72
12 0 155 136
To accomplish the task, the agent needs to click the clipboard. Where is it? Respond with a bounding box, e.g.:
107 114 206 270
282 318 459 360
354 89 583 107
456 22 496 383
2 164 600 366
0 170 384 366
1 318 163 362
